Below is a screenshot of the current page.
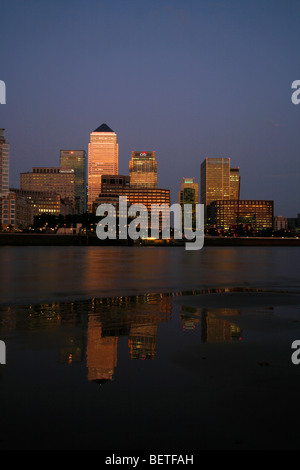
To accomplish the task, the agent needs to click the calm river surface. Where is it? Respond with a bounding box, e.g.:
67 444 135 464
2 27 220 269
0 245 299 306
0 245 300 450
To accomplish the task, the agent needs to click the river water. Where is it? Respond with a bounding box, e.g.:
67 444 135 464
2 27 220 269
0 245 299 306
0 245 300 450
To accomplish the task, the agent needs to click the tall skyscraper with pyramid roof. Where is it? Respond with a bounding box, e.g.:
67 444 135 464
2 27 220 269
87 123 119 212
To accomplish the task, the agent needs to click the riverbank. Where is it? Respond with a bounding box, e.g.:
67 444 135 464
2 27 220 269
0 232 299 246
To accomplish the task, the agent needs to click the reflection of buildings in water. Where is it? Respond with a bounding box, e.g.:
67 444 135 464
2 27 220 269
129 323 158 360
59 336 85 365
0 306 16 334
86 315 118 383
201 308 241 342
0 294 243 380
85 297 172 381
180 305 201 331
179 305 241 342
180 314 200 331
126 307 171 360
0 294 174 385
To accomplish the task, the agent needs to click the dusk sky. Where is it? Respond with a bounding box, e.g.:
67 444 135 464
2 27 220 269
1 0 300 216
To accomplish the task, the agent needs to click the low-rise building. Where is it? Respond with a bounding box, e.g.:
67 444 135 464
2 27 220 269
209 200 274 230
0 191 33 230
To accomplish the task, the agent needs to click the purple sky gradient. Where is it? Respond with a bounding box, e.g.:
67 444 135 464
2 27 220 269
1 0 300 216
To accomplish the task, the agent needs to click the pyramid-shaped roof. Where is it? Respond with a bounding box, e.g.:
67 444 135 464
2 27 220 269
93 123 114 133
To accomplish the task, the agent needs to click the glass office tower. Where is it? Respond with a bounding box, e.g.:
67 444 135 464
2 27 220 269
230 167 240 200
178 177 199 230
60 150 86 214
200 157 231 207
87 123 119 212
129 151 157 188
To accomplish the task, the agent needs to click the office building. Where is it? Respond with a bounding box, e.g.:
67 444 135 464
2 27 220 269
95 175 170 212
10 188 72 216
87 123 119 212
0 129 33 230
178 177 199 230
274 216 288 231
0 128 9 196
20 167 75 212
129 151 157 188
230 167 240 200
287 214 300 230
209 200 274 230
0 191 33 230
94 175 170 234
200 157 231 207
60 150 86 214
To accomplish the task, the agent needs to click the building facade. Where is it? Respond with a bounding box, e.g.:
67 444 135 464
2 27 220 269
87 123 119 212
178 177 199 230
20 167 75 212
60 150 86 214
94 175 170 234
230 167 240 200
200 158 231 208
209 200 274 230
0 192 33 230
129 151 157 188
10 188 72 216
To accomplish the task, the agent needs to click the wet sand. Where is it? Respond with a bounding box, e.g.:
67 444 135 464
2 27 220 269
169 291 300 450
1 290 300 449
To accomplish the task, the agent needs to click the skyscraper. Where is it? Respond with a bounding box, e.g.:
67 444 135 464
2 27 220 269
129 151 157 188
230 167 240 200
0 130 32 229
0 128 9 196
60 150 86 214
200 157 231 207
178 178 199 230
87 123 119 212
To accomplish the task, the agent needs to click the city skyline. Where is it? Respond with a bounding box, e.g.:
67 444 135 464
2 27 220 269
1 1 300 453
1 1 300 217
1 121 298 230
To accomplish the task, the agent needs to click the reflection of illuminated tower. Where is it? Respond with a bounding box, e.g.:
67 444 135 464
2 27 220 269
86 316 118 382
129 151 157 188
87 123 119 212
201 308 241 342
59 337 85 364
128 323 158 360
